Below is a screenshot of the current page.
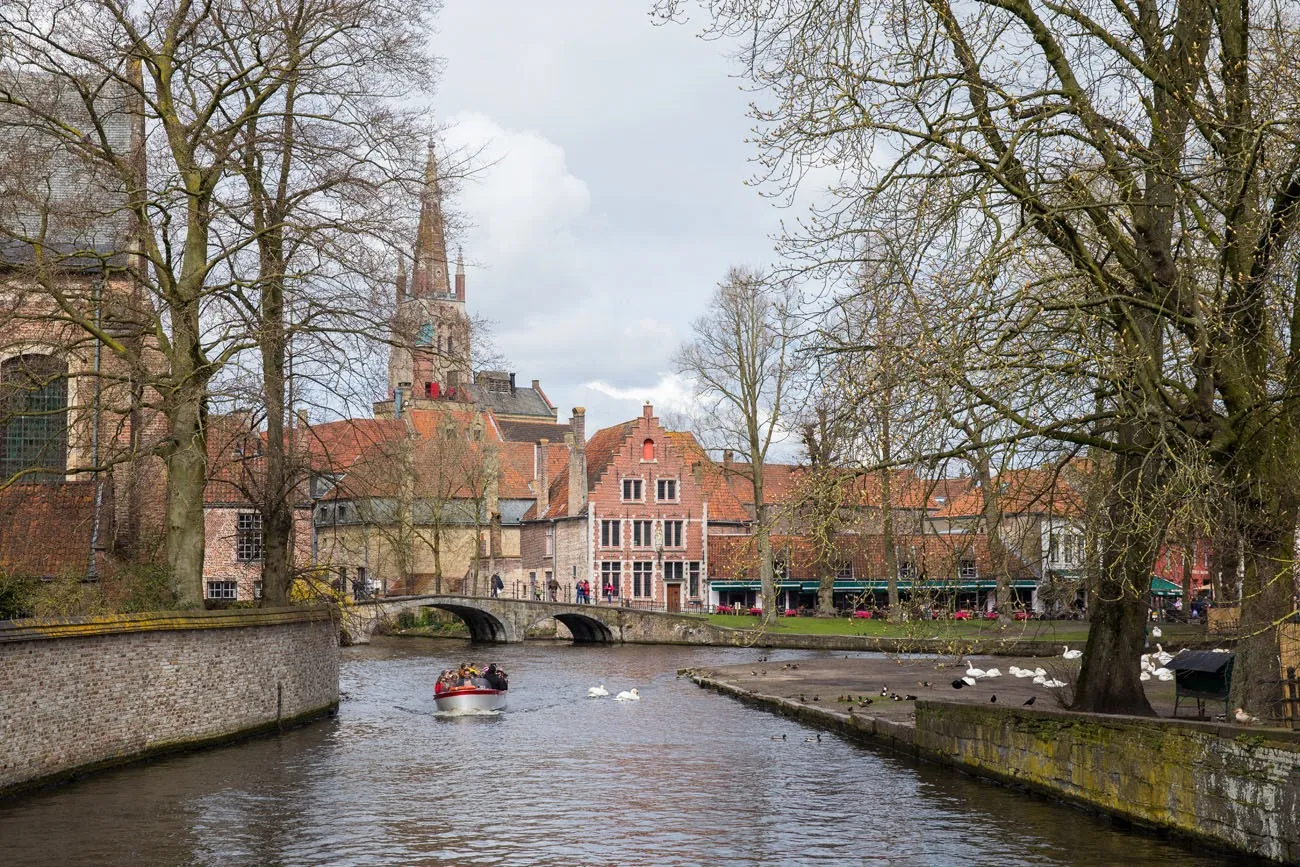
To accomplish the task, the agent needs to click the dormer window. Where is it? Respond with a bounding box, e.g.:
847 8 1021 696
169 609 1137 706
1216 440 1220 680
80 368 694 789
642 438 655 461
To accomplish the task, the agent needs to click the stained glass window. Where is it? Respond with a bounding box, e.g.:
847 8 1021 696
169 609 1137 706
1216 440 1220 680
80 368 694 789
0 354 68 483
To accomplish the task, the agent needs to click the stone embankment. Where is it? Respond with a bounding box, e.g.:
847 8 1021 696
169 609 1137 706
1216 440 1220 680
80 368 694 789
691 656 1300 865
0 606 340 798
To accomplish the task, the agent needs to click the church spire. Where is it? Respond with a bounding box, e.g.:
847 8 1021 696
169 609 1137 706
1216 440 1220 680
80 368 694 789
410 141 451 299
455 246 466 301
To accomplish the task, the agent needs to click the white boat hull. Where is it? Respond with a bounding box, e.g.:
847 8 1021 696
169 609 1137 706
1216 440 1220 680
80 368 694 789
434 687 507 713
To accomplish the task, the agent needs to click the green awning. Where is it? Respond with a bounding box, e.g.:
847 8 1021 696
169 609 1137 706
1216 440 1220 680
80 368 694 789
1151 576 1183 597
709 579 1038 592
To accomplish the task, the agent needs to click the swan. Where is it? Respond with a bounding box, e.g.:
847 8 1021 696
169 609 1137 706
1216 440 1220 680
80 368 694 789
961 676 977 687
1032 674 1047 684
614 688 641 701
1156 670 1174 682
1032 667 1047 677
983 668 1002 678
1062 646 1083 660
965 661 988 679
587 684 609 698
1152 626 1162 638
1042 678 1068 688
1139 671 1151 681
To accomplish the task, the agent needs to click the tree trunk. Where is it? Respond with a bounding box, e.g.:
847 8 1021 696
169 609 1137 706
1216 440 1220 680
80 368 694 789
881 468 900 621
1072 449 1163 715
258 245 293 606
165 391 206 607
756 503 776 625
1234 540 1289 717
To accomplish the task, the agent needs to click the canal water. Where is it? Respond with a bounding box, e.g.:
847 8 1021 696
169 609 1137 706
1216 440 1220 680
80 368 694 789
0 639 1258 866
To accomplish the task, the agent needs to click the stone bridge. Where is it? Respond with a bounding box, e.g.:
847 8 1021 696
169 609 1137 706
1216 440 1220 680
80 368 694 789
341 595 732 646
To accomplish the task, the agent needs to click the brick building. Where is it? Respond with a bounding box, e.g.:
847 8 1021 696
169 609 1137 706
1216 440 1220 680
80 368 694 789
0 78 169 582
520 403 750 611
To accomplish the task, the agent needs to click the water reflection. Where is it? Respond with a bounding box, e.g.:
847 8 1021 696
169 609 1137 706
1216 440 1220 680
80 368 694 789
0 639 1261 866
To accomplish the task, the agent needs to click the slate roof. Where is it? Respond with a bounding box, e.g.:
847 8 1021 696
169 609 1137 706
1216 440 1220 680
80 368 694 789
462 378 556 421
496 419 572 444
0 74 136 269
0 481 101 578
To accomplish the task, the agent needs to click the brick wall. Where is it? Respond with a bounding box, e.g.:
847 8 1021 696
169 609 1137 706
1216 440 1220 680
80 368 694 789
0 607 339 796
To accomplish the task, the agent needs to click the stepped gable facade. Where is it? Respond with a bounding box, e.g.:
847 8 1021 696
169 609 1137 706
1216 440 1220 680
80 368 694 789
520 403 751 610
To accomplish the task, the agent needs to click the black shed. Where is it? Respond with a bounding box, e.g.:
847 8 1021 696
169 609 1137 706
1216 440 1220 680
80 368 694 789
1169 650 1234 719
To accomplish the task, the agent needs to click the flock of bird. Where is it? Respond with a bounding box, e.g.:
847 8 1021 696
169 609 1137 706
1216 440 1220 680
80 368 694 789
586 684 640 701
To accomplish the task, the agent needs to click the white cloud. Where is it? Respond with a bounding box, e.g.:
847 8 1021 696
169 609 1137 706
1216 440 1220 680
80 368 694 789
582 372 696 417
442 112 592 316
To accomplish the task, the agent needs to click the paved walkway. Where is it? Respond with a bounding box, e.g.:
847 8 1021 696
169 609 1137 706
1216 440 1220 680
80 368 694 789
689 654 1196 725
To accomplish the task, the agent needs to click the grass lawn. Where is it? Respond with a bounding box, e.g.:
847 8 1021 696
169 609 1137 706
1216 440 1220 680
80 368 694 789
704 613 1208 646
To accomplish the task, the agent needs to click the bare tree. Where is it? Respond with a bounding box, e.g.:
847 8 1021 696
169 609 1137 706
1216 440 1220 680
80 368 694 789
0 0 441 605
659 0 1300 716
677 266 801 624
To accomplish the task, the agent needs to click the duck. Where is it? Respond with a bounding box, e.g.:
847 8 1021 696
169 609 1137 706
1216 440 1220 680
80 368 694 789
614 688 641 701
1234 707 1260 725
1062 646 1083 660
587 684 609 698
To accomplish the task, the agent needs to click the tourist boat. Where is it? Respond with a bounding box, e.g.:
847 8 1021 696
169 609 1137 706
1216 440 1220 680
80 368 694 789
433 682 507 713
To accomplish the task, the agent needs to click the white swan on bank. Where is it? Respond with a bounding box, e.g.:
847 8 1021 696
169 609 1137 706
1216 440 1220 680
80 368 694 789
983 667 1002 678
587 684 609 698
1041 678 1069 688
615 688 641 701
965 661 988 679
1062 646 1083 660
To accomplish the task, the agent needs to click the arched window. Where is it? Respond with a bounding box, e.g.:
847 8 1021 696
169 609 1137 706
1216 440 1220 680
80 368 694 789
0 354 68 482
642 438 655 461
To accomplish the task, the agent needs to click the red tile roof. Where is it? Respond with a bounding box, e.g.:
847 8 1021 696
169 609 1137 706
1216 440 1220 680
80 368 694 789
708 532 1033 582
934 466 1084 519
0 482 100 578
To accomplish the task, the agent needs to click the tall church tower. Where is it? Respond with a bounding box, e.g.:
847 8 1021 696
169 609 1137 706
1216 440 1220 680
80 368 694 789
385 144 472 412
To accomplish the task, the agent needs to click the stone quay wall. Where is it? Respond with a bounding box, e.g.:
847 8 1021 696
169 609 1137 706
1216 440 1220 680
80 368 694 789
916 702 1300 864
0 606 339 797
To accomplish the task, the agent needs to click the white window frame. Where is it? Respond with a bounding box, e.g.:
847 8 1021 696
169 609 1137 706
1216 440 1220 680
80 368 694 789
621 478 644 502
600 520 621 548
206 580 238 600
656 478 678 502
663 520 684 548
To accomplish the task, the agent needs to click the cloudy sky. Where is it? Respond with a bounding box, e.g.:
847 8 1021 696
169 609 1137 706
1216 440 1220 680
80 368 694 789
430 3 792 437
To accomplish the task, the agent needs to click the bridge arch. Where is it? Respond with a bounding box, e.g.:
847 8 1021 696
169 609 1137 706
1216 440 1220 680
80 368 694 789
544 611 616 644
428 603 516 643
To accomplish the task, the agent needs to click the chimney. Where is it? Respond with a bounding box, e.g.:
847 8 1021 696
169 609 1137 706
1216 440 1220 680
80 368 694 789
295 408 309 429
723 449 734 468
568 425 587 516
643 402 653 419
535 439 550 517
571 406 586 446
509 372 516 394
455 247 466 301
